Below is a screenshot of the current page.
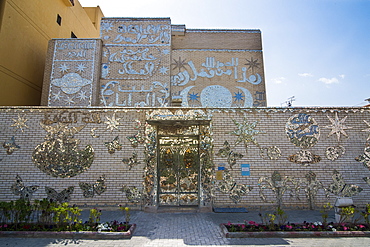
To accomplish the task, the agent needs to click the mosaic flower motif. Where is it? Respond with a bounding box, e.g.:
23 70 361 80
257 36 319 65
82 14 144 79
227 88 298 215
104 113 121 131
101 21 114 32
104 136 122 154
325 112 352 142
159 66 169 75
325 145 345 161
10 114 29 132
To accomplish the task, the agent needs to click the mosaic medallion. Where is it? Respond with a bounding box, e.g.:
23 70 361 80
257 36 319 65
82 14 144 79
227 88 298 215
32 123 94 178
286 113 320 148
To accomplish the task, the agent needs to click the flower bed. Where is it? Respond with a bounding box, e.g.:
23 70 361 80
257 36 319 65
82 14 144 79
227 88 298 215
0 223 136 239
220 221 370 238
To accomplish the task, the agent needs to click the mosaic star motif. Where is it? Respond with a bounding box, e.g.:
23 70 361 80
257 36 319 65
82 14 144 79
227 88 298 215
159 66 169 75
233 91 244 102
244 57 260 72
325 112 352 142
229 118 264 150
51 91 62 102
10 114 29 132
188 92 199 101
171 57 187 72
104 113 121 131
76 63 87 72
58 63 70 73
362 120 370 141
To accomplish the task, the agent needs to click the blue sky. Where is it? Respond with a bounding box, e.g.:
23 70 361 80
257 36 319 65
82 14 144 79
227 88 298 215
79 0 370 107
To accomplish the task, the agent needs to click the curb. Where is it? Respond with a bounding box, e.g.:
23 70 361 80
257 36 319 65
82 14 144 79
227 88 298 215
220 224 370 238
0 224 136 239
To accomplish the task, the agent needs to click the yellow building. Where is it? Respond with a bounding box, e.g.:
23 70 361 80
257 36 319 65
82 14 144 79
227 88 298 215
0 0 103 106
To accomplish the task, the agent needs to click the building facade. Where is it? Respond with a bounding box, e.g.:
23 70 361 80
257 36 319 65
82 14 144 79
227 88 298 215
0 0 103 106
0 17 369 212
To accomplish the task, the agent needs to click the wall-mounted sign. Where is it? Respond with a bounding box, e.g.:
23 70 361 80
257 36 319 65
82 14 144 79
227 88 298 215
241 164 250 176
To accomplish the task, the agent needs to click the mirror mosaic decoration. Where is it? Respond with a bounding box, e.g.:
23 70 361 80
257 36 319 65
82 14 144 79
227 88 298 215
215 168 253 203
11 175 39 200
216 141 243 168
104 136 122 154
10 114 29 132
288 150 321 166
229 118 264 152
302 171 327 210
362 120 370 141
259 146 281 160
122 152 140 170
3 136 20 155
45 186 74 203
286 113 320 149
32 123 94 178
327 170 363 197
79 175 107 198
355 144 370 170
104 112 121 131
324 113 352 142
325 145 345 161
258 171 300 208
121 185 143 203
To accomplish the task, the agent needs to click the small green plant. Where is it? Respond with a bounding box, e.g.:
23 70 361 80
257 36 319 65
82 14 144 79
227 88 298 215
339 206 355 224
320 202 333 225
88 208 102 226
360 204 370 225
119 205 130 224
0 201 13 224
33 199 57 224
13 199 32 226
52 203 82 230
275 207 288 225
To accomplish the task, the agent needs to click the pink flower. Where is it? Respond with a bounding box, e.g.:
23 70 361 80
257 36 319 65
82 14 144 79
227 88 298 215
248 221 256 225
227 221 232 226
286 225 293 229
241 224 246 229
358 225 365 228
343 226 348 231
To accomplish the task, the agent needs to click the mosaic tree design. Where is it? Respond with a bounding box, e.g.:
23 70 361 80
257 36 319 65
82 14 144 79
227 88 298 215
301 171 327 210
32 123 94 178
258 171 300 208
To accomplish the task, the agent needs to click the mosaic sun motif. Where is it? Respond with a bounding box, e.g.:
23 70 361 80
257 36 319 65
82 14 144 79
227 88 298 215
286 113 320 148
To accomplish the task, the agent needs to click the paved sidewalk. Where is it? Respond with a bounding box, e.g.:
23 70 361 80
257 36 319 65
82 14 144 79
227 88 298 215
1 209 369 247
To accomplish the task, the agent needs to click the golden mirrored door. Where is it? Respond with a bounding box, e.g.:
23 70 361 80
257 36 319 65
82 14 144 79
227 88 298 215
158 136 199 206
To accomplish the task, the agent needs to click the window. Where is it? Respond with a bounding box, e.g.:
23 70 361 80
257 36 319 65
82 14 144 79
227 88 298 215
57 14 62 26
71 32 77 38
